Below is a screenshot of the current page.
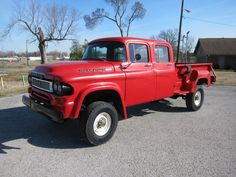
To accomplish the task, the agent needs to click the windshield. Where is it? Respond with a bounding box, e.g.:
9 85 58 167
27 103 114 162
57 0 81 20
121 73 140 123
82 42 126 62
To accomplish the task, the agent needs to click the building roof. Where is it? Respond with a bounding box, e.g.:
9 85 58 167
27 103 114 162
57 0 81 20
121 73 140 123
194 38 236 56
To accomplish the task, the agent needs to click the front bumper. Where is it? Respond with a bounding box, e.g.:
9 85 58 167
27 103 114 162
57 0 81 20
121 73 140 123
22 95 64 123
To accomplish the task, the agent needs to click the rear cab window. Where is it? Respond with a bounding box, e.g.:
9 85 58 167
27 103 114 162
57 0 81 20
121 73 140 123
155 46 170 63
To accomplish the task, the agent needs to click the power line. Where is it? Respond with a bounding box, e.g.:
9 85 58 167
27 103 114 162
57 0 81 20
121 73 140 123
184 16 236 28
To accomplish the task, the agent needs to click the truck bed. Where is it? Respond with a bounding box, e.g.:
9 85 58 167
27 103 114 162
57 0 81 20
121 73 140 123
174 63 216 94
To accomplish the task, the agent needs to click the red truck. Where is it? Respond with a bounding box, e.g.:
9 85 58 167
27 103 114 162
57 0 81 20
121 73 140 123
22 37 216 145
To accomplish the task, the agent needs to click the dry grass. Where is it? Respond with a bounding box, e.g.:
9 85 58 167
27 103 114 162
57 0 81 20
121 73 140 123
0 60 41 69
0 81 28 97
0 60 60 97
0 60 67 97
0 61 236 98
215 70 236 86
0 62 33 97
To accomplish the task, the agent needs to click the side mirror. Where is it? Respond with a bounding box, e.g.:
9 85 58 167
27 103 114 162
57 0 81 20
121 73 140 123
120 53 141 70
120 62 129 69
135 54 141 61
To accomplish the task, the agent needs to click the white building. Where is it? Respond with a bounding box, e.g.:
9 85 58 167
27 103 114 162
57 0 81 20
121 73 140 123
28 57 41 61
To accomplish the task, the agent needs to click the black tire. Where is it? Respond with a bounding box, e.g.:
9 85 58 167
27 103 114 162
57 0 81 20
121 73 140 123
79 101 118 145
186 86 204 111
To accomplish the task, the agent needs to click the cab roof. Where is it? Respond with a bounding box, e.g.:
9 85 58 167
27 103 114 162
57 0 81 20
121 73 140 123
89 37 168 45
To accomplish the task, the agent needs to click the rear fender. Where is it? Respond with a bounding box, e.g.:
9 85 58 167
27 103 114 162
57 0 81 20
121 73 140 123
188 70 211 93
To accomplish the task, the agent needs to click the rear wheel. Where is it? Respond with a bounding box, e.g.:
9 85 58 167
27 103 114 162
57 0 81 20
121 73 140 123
186 86 204 111
79 101 118 145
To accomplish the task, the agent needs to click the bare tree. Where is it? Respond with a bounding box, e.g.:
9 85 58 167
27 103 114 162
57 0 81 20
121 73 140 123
2 0 80 64
151 28 178 49
151 28 194 60
84 0 146 37
185 36 194 52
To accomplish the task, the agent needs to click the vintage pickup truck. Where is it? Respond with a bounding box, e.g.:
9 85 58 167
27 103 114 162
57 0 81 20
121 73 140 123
22 37 216 145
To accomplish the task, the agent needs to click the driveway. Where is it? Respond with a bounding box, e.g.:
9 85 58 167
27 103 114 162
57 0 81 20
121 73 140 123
0 86 235 177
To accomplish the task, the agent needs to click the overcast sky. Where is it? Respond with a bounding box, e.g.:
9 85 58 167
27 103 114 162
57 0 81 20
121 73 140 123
0 0 235 53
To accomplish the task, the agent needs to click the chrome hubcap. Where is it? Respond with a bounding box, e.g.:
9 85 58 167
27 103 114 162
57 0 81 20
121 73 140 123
93 112 111 136
194 91 201 106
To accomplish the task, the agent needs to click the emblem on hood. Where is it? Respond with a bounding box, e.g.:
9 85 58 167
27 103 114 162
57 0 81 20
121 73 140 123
79 68 112 73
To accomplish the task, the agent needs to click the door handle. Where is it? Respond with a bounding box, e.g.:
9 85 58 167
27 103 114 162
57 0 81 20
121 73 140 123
167 63 173 66
145 63 153 67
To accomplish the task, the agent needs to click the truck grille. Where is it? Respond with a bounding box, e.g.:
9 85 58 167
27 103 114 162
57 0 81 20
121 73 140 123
32 77 53 93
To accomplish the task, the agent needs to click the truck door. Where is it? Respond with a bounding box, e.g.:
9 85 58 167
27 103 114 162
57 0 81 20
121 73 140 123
123 43 156 106
154 45 175 99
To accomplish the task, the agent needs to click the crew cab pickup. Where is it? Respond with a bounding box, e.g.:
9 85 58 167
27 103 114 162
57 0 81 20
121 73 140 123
22 37 216 145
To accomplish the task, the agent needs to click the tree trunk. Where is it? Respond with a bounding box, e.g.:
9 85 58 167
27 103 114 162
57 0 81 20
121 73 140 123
38 27 47 64
119 27 124 37
38 42 47 64
126 23 131 37
126 27 129 37
120 31 124 37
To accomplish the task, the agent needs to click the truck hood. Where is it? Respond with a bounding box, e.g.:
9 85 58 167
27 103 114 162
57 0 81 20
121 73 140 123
32 61 115 81
33 61 114 74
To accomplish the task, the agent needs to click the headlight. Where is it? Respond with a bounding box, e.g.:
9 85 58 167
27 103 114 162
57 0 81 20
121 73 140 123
58 84 62 93
53 83 58 91
53 81 73 96
28 75 32 85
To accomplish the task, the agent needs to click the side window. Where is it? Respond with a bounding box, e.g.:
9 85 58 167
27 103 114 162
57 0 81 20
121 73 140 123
155 46 170 63
129 44 148 63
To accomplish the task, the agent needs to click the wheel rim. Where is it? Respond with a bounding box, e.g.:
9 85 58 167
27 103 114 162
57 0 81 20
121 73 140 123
194 91 201 107
93 112 112 136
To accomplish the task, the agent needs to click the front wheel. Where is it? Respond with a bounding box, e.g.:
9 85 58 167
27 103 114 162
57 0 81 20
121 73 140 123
186 86 204 111
79 101 118 145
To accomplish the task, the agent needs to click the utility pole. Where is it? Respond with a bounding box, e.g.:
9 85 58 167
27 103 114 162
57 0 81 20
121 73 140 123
26 40 29 66
185 31 190 63
176 0 185 63
181 35 186 63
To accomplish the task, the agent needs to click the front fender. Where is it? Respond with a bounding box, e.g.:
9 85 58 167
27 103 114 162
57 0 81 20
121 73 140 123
71 82 127 119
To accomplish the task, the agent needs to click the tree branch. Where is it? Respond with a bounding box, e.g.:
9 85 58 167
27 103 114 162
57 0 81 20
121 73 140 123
18 19 39 39
104 15 116 22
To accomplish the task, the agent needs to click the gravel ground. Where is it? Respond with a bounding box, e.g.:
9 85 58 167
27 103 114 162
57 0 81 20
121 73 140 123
0 86 236 177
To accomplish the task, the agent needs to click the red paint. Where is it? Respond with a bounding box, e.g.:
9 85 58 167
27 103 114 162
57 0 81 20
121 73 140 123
27 37 216 120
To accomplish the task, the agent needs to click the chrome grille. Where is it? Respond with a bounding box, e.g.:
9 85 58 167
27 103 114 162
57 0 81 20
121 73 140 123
30 71 45 79
32 77 53 93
